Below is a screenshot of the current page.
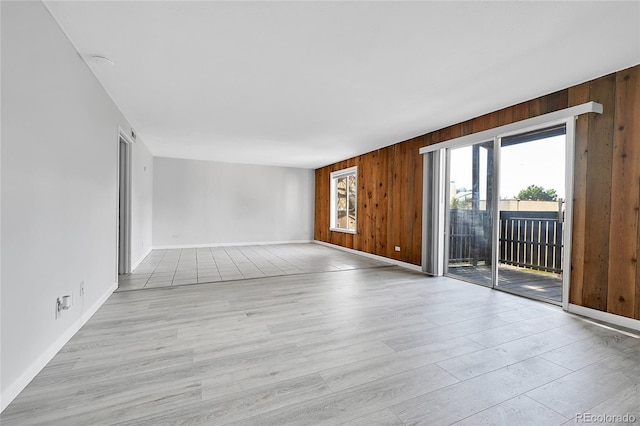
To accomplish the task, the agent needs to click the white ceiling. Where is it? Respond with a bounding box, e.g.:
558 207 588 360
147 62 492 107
44 1 639 169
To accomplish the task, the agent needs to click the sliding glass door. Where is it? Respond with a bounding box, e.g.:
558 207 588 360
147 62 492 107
431 126 567 305
496 127 566 303
421 103 601 309
445 141 494 287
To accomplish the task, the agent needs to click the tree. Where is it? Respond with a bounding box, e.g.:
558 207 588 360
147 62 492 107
517 185 557 201
450 197 461 209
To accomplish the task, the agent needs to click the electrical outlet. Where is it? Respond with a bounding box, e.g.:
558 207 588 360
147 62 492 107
394 246 401 252
55 295 72 319
172 234 179 239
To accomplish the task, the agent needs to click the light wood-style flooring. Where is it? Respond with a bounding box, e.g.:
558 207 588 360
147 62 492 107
2 245 638 425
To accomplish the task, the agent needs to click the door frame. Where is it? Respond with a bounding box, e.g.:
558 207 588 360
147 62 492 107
442 138 496 286
117 128 134 276
420 102 601 311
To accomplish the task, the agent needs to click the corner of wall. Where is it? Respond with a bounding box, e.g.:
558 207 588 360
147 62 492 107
0 282 117 412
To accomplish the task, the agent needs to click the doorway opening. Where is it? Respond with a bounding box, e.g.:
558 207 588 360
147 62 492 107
442 128 566 304
495 127 566 303
445 140 495 288
118 135 132 277
424 122 571 307
421 102 602 310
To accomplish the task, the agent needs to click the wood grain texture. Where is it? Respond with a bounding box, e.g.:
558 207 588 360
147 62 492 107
314 167 329 243
525 349 640 419
569 81 591 306
582 73 616 311
392 357 572 426
316 141 423 265
608 67 640 318
315 65 640 319
411 136 424 258
638 191 640 320
454 394 569 426
339 409 404 426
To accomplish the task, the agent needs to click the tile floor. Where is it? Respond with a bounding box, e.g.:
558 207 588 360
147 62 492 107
117 243 389 291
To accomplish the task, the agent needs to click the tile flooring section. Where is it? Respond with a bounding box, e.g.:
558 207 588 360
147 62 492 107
2 252 639 425
117 243 389 291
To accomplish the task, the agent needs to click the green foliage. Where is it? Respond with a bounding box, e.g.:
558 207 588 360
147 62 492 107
517 185 557 201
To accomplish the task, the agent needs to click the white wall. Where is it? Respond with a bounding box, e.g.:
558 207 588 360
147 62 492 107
0 1 153 410
130 141 154 268
153 157 314 246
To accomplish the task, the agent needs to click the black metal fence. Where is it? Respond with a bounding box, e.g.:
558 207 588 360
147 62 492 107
449 210 563 273
448 210 491 264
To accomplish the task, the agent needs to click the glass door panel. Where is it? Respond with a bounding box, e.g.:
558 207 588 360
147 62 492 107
497 127 566 304
446 141 494 287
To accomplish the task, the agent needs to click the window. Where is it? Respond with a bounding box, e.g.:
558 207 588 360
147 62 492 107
330 166 357 233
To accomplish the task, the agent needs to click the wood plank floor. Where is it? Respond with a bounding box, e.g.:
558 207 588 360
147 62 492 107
2 245 638 425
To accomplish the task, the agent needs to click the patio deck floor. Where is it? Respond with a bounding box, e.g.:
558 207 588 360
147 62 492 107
447 264 563 303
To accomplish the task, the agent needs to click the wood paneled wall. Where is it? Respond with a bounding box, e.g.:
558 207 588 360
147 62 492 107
315 136 424 265
315 64 640 320
569 66 640 319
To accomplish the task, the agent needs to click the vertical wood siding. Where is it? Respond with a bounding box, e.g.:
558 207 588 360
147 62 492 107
315 64 640 320
569 68 640 319
606 67 640 318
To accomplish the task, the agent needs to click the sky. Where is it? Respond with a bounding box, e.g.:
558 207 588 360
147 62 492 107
449 135 566 200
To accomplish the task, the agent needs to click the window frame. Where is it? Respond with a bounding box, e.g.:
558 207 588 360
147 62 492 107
330 166 358 234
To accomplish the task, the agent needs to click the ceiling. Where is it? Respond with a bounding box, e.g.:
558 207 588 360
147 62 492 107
44 1 639 169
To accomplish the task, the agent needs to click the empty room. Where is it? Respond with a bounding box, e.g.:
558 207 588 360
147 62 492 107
2 1 640 425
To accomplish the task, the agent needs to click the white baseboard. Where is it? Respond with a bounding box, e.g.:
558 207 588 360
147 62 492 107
313 240 423 272
131 247 153 270
152 240 313 250
567 304 640 333
1 282 117 412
